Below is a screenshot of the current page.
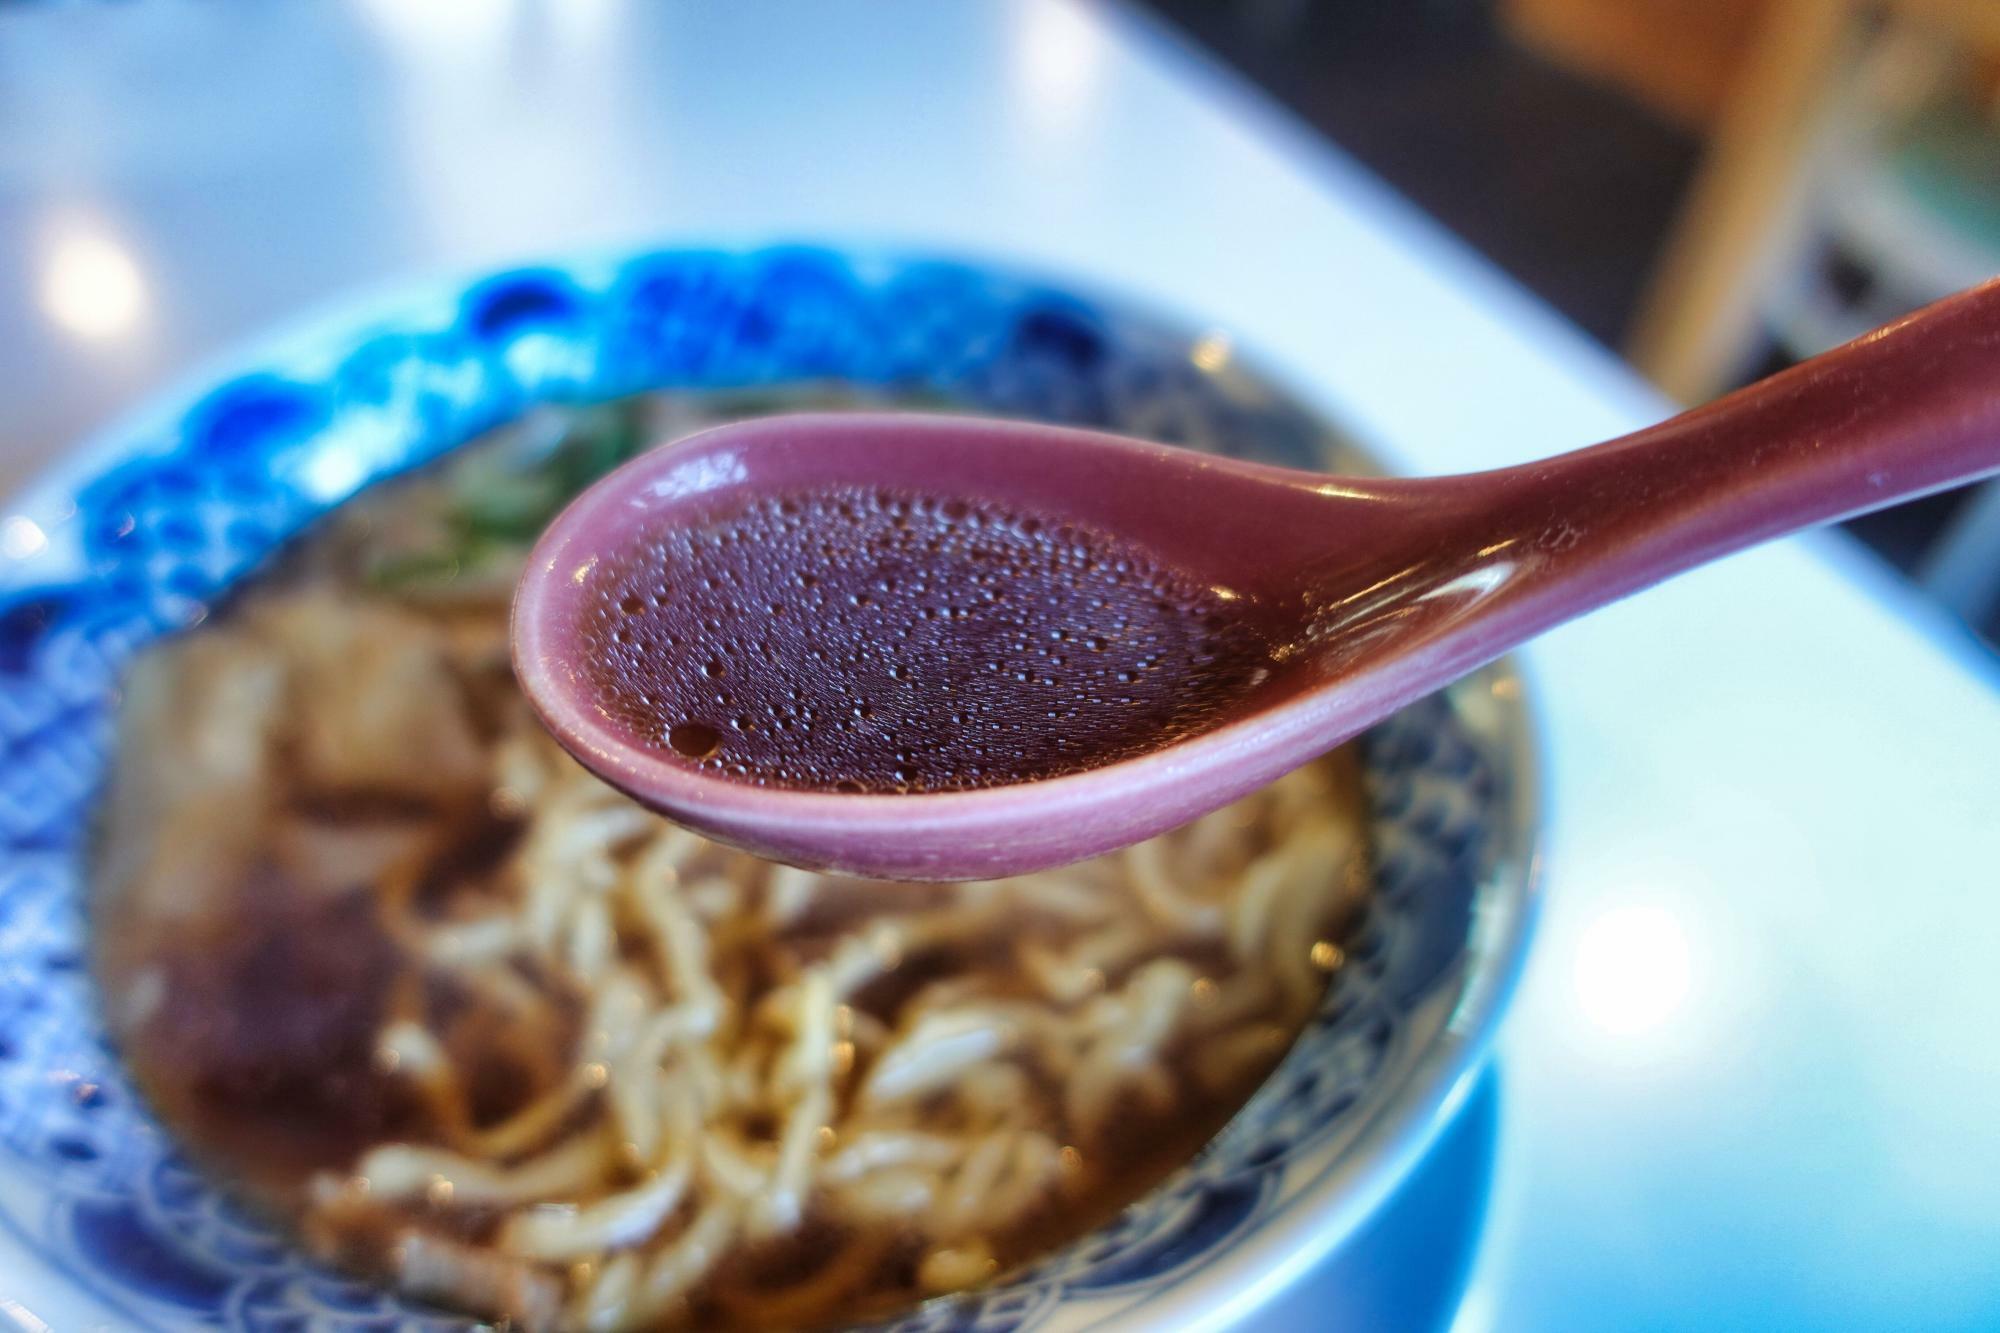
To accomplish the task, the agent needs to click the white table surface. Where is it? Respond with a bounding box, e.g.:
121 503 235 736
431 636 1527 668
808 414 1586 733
3 3 1997 1329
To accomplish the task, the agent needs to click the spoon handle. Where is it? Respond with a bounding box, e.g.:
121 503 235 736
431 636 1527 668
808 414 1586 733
1479 278 2000 628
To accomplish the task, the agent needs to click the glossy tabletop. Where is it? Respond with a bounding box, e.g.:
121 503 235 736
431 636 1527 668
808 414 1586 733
3 3 1997 1329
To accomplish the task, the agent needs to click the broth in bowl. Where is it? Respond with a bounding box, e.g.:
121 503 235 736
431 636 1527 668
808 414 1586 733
90 392 1372 1331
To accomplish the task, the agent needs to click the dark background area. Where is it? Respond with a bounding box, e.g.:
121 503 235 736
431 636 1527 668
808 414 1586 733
1144 0 1700 349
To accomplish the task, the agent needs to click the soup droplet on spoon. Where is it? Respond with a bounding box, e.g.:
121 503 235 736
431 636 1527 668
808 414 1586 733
516 283 2000 878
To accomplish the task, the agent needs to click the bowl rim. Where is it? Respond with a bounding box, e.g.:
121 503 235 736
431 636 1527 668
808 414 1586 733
0 242 1545 1332
1127 659 1544 1333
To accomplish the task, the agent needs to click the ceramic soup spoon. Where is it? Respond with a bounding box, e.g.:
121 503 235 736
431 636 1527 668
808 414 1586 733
515 280 2000 879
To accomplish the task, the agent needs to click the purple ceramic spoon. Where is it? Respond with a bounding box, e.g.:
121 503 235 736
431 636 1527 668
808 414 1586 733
515 279 2000 880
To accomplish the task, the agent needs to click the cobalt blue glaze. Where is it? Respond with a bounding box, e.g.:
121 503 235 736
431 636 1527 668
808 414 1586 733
0 248 1505 1330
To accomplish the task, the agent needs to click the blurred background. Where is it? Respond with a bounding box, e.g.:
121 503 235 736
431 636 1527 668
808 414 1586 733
1145 0 2000 647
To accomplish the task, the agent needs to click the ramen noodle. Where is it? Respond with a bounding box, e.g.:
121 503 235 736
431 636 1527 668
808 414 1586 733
89 395 1371 1331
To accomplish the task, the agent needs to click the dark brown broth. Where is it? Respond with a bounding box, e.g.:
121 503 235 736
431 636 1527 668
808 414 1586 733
579 486 1282 792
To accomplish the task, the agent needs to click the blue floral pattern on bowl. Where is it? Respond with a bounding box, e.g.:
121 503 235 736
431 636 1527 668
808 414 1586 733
0 248 1527 1331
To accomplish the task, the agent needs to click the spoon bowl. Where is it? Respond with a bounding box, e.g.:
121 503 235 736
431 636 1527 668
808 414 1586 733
515 280 2000 879
514 412 1357 877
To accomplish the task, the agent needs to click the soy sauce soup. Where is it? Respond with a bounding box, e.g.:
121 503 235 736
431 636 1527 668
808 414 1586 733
578 486 1282 792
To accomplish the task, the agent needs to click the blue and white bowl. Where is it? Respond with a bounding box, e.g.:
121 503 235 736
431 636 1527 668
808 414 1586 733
0 247 1540 1332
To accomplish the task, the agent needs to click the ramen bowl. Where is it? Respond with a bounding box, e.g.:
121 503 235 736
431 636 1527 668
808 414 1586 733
0 247 1539 1331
